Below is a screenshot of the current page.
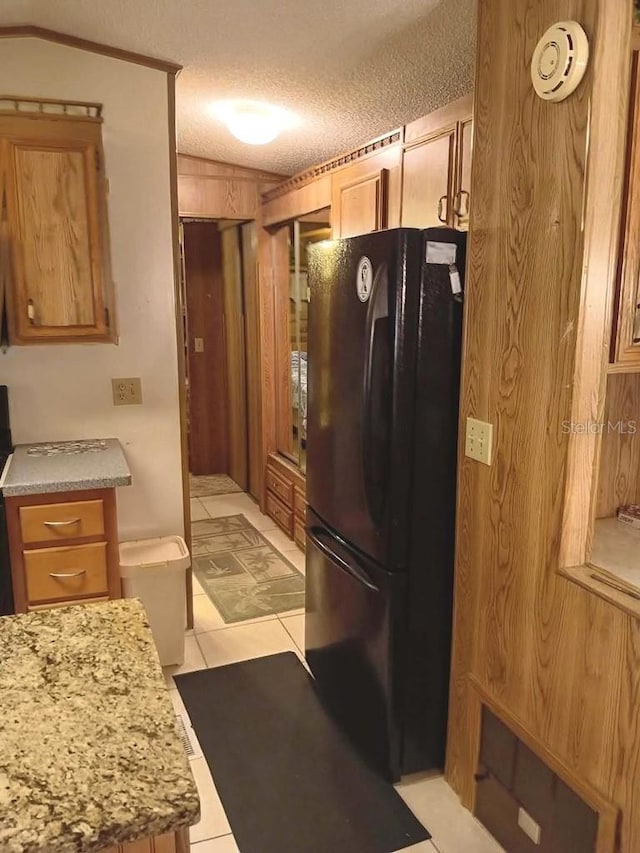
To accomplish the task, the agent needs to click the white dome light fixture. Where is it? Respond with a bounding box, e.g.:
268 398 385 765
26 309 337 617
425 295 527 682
212 99 295 145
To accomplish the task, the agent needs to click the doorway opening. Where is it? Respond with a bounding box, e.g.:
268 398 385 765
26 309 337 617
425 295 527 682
179 218 260 501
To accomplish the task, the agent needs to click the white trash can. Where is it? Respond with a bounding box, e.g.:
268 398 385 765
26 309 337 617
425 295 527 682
119 535 190 667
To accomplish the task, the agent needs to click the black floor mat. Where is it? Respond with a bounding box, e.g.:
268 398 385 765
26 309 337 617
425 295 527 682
175 652 430 853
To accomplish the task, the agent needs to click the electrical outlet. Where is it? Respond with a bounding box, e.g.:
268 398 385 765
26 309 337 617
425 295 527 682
112 377 143 406
465 416 493 465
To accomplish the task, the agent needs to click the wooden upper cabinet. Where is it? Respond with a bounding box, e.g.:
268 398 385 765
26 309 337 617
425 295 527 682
1 109 115 344
336 169 388 238
612 53 640 368
402 128 456 228
401 93 473 230
331 143 402 238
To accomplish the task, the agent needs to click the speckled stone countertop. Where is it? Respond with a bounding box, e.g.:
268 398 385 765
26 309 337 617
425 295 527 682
0 600 200 852
1 439 132 497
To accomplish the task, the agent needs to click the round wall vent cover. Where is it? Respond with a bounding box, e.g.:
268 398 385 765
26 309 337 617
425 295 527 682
531 21 589 102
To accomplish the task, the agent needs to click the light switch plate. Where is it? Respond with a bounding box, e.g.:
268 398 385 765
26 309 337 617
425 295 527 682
112 377 143 406
465 416 493 465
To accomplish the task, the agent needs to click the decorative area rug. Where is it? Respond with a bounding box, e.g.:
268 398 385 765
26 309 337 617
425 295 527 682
176 653 431 853
189 474 242 498
191 514 304 622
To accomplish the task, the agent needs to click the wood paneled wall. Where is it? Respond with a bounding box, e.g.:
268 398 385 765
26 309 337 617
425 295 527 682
446 1 640 851
221 226 248 490
241 222 263 501
177 155 283 219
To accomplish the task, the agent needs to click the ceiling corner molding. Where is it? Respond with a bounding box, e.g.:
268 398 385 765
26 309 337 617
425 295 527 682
0 25 182 74
262 127 403 202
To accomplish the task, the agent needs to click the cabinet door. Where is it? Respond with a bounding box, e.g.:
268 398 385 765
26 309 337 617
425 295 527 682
453 116 473 230
401 127 456 228
336 169 388 238
612 53 640 367
5 136 110 342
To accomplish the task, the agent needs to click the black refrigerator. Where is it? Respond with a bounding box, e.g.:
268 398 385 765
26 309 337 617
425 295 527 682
305 227 465 782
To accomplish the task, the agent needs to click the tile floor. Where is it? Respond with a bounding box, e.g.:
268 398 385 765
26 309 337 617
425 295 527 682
166 490 504 853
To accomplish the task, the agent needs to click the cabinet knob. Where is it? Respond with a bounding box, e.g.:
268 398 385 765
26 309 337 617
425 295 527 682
27 298 36 325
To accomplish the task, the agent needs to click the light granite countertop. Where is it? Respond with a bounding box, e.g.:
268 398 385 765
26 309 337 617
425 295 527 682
1 439 132 497
0 599 200 852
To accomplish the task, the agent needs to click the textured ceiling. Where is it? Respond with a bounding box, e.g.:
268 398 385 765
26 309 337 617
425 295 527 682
0 0 476 175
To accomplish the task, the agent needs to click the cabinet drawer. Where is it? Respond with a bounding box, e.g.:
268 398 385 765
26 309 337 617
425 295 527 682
20 500 105 545
266 467 293 507
293 486 307 521
294 518 306 552
266 493 294 536
24 542 108 603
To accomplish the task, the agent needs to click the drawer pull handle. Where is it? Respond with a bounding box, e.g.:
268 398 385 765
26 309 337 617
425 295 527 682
49 570 87 579
43 518 81 528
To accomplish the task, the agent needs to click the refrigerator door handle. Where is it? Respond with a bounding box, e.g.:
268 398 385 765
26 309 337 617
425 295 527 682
308 526 380 592
362 264 390 528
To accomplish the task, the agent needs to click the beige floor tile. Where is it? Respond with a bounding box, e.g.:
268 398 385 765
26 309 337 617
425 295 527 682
199 493 260 516
193 592 277 634
163 635 207 686
197 619 299 668
280 546 306 574
395 774 504 853
393 843 439 853
168 686 187 716
190 835 239 852
280 612 304 653
260 525 300 553
190 499 210 522
192 574 206 596
188 757 232 844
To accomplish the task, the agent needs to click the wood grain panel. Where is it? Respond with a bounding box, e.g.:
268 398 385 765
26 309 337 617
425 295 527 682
4 128 109 342
272 225 295 459
336 170 387 238
255 213 278 509
401 129 456 228
183 221 228 475
20 499 104 544
177 154 283 182
24 541 107 603
261 175 332 227
331 145 402 238
221 226 248 489
446 3 639 850
177 174 259 219
596 373 640 517
242 221 262 501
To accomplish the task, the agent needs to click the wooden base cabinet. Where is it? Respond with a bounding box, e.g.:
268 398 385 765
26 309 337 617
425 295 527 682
5 487 121 613
265 453 306 551
103 826 189 852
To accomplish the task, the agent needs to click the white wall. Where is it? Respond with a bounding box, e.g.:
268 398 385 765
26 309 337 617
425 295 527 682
0 38 184 540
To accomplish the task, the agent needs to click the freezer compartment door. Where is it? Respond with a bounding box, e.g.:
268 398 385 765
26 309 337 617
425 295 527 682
306 229 422 568
304 511 405 781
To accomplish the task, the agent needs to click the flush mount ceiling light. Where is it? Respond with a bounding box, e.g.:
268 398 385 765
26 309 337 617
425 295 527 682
212 99 295 145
